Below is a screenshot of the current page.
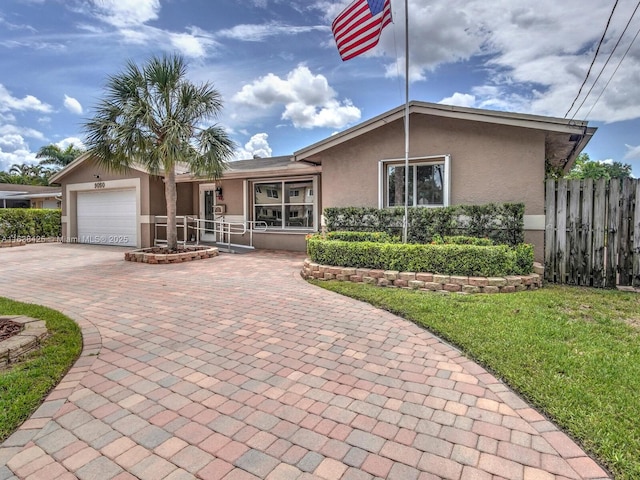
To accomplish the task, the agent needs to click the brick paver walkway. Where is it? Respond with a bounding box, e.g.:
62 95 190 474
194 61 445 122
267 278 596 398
0 244 610 480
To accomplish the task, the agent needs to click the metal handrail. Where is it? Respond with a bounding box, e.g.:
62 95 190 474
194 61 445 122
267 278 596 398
154 215 189 246
187 216 257 251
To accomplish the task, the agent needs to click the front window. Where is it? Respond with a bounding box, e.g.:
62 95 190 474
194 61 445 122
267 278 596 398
385 159 447 207
254 179 315 229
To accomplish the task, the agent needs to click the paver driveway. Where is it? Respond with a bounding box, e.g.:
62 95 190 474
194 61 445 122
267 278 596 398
0 244 609 480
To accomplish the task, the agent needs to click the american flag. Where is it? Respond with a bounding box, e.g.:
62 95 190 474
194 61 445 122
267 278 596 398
332 0 393 61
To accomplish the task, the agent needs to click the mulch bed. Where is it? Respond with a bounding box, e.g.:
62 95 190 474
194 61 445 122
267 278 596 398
0 319 23 341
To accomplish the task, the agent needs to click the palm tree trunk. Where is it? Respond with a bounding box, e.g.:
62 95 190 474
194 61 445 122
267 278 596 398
165 166 178 251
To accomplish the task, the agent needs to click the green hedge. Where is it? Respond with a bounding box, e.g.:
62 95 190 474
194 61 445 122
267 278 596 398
307 236 533 277
325 231 399 243
323 203 525 247
433 235 494 246
0 209 61 238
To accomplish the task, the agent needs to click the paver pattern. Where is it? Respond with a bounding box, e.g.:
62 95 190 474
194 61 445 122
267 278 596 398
0 244 610 480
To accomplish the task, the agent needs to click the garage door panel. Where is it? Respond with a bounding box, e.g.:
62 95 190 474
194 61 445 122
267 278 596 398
77 189 137 246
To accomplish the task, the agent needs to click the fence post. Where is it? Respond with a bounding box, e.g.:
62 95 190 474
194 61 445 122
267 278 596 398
592 179 607 288
619 178 634 286
544 179 556 283
555 180 568 284
634 181 640 288
580 178 593 286
568 180 581 284
606 180 621 287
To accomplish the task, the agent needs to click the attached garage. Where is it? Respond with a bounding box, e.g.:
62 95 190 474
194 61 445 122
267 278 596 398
77 189 137 247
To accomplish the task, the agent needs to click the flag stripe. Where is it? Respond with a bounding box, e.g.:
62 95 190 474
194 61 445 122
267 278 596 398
332 0 392 61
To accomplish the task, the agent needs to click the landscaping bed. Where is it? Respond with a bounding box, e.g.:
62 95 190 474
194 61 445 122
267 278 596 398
124 245 218 263
306 231 534 278
301 259 543 294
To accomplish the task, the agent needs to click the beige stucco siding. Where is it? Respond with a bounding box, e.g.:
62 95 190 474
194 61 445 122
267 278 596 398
59 158 152 216
57 157 154 247
311 114 547 261
218 179 244 216
318 115 545 216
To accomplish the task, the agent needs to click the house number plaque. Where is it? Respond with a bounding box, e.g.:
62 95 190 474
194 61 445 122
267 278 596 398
94 182 106 189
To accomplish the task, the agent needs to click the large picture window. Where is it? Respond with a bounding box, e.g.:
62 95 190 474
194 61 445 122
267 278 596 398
383 157 449 207
253 179 315 229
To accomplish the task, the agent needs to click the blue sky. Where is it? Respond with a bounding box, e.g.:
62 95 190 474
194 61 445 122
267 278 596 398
1 0 640 175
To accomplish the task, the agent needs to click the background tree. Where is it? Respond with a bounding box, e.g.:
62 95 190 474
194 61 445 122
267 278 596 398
565 153 633 180
36 144 85 169
84 54 235 250
0 163 53 185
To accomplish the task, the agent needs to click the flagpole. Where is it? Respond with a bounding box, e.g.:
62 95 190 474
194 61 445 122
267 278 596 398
402 0 410 243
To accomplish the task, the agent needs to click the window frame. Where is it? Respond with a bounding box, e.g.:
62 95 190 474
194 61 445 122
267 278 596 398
378 155 451 208
252 176 317 231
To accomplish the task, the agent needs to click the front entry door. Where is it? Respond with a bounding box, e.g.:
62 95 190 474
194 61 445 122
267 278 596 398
199 184 218 242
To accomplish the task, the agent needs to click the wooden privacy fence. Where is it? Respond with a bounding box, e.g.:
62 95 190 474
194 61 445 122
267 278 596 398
545 178 640 288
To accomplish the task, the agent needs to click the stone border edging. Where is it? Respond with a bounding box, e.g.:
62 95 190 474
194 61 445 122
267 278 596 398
0 240 26 248
0 311 102 455
124 245 218 264
302 259 543 293
0 316 47 366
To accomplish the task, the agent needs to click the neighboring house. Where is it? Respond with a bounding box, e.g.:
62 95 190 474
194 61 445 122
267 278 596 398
50 101 595 260
0 184 61 209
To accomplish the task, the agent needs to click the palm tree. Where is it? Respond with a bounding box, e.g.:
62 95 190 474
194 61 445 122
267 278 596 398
83 54 235 251
36 144 85 169
2 163 51 185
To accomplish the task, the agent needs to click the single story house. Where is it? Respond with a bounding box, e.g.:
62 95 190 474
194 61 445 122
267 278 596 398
50 101 595 260
0 184 61 209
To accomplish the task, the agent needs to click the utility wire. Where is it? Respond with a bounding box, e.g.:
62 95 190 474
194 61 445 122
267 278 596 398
572 0 640 119
585 22 640 118
564 0 619 118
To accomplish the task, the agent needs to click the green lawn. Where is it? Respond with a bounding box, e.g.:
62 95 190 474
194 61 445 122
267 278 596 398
0 297 82 442
311 281 640 479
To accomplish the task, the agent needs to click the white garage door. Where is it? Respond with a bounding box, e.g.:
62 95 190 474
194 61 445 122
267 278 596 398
77 189 137 247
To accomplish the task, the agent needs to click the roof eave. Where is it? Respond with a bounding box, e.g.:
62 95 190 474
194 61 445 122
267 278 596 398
293 101 592 162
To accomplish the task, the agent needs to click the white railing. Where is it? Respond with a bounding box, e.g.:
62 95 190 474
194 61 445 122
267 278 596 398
154 214 267 250
186 216 267 251
154 216 190 246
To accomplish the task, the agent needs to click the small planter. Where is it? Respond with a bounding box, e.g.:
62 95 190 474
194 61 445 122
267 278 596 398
124 245 218 264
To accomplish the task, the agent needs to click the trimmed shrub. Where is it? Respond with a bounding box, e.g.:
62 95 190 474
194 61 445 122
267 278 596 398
324 231 399 243
0 209 61 238
432 235 494 246
307 236 534 277
324 202 525 247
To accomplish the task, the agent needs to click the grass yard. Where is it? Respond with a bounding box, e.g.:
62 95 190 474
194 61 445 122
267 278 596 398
311 281 640 479
0 297 82 442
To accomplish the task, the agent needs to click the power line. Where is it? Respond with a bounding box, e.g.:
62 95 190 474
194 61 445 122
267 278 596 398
585 22 640 118
564 0 619 118
572 0 640 119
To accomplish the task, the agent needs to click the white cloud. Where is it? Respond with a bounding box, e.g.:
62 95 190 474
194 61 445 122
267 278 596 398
216 23 329 42
56 137 85 150
0 133 29 151
0 84 52 113
89 0 160 28
313 0 640 123
63 95 83 115
439 93 476 108
624 144 640 160
169 30 215 59
233 65 361 129
0 133 37 172
234 133 273 160
0 124 45 141
83 1 216 58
